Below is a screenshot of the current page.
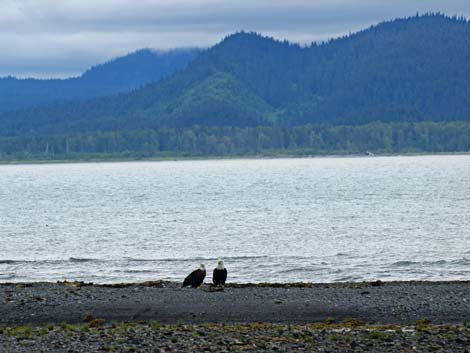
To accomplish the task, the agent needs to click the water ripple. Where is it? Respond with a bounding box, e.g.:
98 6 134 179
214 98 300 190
1 156 469 283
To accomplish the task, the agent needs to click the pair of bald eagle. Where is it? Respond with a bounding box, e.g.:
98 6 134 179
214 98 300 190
183 260 227 287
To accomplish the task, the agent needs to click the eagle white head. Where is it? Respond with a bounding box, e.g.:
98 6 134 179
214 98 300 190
199 263 206 271
216 259 225 270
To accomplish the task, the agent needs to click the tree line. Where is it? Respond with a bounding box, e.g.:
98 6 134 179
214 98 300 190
1 122 468 160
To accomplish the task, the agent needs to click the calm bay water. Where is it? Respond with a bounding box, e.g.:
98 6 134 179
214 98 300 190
0 155 469 283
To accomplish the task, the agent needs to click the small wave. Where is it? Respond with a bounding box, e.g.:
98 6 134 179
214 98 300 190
116 269 156 274
0 274 16 280
430 260 447 265
391 260 417 267
124 255 271 263
391 259 450 267
334 275 362 282
69 257 100 263
278 266 330 274
389 258 470 268
450 258 470 266
0 259 36 265
1 258 103 265
334 252 350 257
3 256 273 266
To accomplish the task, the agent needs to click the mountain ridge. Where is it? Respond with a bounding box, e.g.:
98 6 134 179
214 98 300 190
0 48 201 113
1 13 470 138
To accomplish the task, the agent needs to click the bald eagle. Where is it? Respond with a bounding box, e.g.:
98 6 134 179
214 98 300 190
212 259 227 286
183 263 206 287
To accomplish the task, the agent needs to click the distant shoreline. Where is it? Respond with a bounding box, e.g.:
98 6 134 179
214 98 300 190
0 151 469 166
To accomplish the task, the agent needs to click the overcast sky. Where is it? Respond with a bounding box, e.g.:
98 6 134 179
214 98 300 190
1 0 469 78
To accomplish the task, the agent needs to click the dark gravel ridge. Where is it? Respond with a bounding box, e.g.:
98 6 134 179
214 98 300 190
1 281 470 326
1 321 470 353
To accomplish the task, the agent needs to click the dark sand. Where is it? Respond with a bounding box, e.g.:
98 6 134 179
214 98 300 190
1 281 470 326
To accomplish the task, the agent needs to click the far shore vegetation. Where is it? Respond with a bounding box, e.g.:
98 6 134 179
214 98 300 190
0 121 469 163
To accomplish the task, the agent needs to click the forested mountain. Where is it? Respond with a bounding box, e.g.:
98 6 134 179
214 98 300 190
2 13 470 138
0 48 200 113
1 14 470 158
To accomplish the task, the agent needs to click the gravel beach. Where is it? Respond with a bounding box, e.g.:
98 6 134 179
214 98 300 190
1 281 470 352
1 281 470 326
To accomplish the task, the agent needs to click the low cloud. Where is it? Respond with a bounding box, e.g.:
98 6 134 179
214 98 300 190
1 0 469 78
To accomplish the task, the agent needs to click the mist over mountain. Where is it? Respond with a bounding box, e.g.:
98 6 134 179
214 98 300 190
0 48 200 113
